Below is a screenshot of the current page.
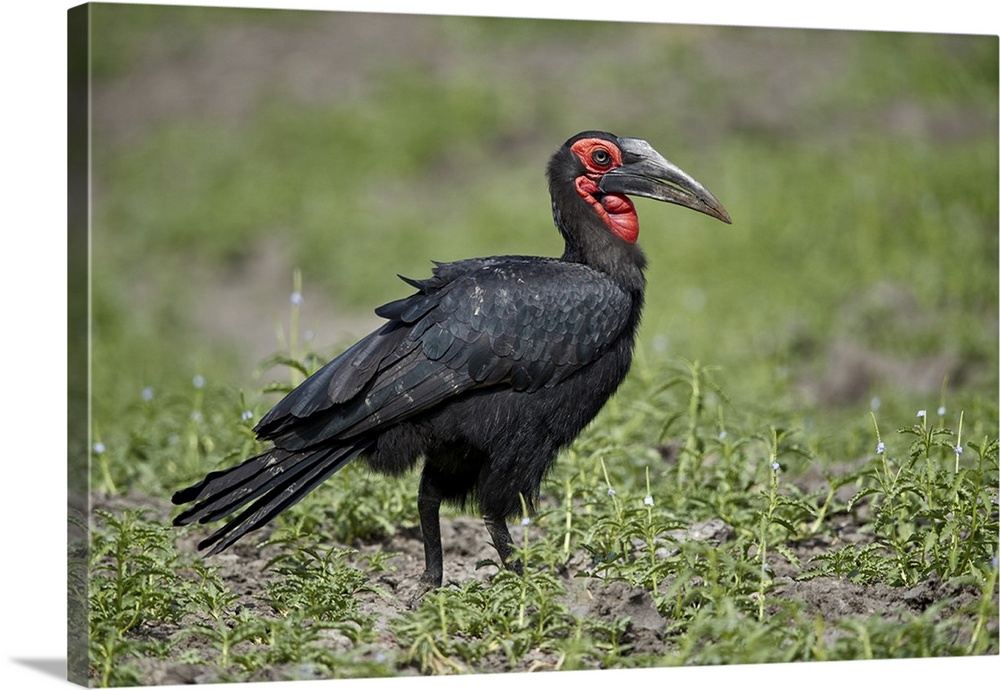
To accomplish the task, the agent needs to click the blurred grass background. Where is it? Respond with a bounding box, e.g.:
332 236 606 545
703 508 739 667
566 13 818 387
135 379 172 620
88 5 997 462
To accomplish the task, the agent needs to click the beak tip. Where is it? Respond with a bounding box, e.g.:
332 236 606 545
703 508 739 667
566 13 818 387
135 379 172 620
706 200 731 225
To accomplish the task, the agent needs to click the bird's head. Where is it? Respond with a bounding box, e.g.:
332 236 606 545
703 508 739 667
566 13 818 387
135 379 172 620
548 131 731 245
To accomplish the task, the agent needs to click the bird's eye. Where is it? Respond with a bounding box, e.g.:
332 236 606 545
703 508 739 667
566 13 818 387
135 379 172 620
591 149 612 167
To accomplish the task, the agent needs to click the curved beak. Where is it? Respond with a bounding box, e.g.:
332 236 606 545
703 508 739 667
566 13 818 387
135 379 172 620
599 138 731 224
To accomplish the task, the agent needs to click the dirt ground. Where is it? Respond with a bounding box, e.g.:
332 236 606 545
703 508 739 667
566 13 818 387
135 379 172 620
91 487 993 684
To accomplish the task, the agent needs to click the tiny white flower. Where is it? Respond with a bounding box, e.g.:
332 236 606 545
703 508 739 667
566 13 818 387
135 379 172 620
937 405 946 416
870 396 881 411
520 517 531 527
770 462 781 472
954 445 963 457
643 495 654 507
290 291 303 306
607 487 616 497
916 409 926 418
718 430 728 441
192 374 205 389
876 441 885 455
141 387 154 402
93 442 105 454
241 410 254 422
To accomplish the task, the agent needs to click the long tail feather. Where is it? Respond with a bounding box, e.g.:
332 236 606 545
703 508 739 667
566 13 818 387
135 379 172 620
172 450 281 508
172 442 368 554
173 448 324 526
199 444 365 555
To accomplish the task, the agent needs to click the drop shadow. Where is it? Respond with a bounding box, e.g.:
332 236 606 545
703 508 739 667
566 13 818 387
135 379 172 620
11 658 66 681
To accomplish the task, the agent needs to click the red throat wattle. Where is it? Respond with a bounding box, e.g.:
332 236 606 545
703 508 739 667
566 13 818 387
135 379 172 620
574 176 639 243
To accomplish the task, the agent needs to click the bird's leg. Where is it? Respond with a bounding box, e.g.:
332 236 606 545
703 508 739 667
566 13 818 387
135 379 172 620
483 514 523 576
417 470 444 588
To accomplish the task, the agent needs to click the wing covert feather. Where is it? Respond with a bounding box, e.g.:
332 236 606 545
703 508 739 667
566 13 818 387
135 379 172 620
260 257 634 449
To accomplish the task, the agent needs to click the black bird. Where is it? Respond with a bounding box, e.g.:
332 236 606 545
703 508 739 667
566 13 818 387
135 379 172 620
172 131 730 586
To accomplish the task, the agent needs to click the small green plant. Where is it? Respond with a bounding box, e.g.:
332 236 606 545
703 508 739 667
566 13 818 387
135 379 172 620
657 359 727 489
88 509 213 686
183 581 264 669
747 426 815 619
391 566 608 673
262 537 385 637
825 411 1000 587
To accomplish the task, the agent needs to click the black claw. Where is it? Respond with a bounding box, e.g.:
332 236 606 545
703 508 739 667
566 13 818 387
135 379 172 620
484 514 522 574
407 573 441 609
419 568 443 588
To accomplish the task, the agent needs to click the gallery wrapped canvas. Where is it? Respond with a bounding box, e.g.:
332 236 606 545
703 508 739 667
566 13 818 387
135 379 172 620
67 2 998 687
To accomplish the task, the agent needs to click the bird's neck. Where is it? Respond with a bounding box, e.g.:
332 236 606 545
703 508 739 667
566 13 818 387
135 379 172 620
550 182 648 298
561 233 647 352
557 219 648 299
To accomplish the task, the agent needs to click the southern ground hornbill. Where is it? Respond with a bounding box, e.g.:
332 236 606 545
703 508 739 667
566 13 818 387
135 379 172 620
173 131 730 587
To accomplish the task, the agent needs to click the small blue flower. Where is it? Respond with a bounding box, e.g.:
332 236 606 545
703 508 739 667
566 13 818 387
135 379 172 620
718 430 728 441
876 441 885 455
937 405 946 416
192 374 205 389
770 462 781 472
241 410 254 422
520 517 531 527
290 291 303 306
93 442 105 454
870 396 881 411
607 487 616 497
953 445 963 457
141 387 154 402
644 495 654 507
916 409 926 418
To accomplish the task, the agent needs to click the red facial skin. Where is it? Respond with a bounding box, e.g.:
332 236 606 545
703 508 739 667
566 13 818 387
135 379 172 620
570 138 639 243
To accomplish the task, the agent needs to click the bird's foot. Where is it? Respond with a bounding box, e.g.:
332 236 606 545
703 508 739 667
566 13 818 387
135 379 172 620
405 569 443 609
419 567 443 587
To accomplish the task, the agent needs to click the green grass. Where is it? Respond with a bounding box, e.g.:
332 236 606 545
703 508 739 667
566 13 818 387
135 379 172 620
82 6 998 685
86 355 998 684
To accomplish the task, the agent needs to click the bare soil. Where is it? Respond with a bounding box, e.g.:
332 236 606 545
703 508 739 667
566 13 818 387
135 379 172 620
91 487 993 683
